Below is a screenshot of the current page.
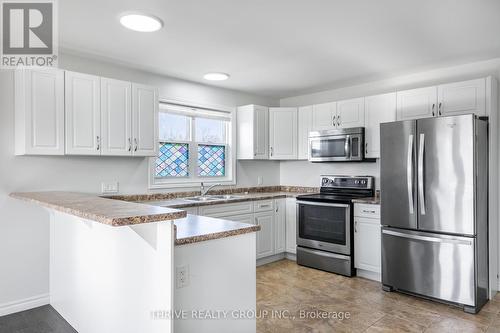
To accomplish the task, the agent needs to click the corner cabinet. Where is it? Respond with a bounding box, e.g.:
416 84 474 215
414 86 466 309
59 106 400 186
269 107 298 160
15 68 65 155
236 105 269 159
15 69 158 157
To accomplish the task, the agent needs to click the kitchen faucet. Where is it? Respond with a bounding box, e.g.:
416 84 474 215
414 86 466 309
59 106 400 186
200 182 222 196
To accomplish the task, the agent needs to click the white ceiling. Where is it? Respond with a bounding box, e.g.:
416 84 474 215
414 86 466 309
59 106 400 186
60 0 500 98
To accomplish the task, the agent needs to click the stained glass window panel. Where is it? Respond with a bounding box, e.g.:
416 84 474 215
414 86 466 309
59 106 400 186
156 143 189 177
197 145 225 177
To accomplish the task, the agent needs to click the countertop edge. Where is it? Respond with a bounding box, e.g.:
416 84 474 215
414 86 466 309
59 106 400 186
175 224 261 246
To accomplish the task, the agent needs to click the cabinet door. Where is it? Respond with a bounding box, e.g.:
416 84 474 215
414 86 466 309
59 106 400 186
100 78 132 156
312 102 336 130
15 68 65 155
354 217 381 273
285 198 297 254
337 97 365 128
397 86 437 120
254 106 269 159
65 71 101 155
364 93 396 158
438 78 486 117
269 107 298 160
132 84 158 156
297 106 313 160
274 199 286 254
255 212 274 259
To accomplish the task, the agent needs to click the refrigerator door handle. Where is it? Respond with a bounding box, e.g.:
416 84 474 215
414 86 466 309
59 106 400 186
418 133 426 215
407 134 414 214
382 229 472 246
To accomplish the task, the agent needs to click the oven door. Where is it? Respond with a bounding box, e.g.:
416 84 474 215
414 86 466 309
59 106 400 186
309 134 363 162
296 201 351 255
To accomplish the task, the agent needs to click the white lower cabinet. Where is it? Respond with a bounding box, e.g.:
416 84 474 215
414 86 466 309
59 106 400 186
274 199 286 254
354 204 381 278
255 212 274 259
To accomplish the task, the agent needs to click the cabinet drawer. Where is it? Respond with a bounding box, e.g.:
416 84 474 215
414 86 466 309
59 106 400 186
354 204 380 219
199 202 253 217
254 200 274 212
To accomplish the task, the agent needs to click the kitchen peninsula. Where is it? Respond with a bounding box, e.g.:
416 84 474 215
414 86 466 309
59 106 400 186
9 191 260 333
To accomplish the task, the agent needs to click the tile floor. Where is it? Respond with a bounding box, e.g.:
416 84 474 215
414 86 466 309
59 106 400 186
257 260 500 333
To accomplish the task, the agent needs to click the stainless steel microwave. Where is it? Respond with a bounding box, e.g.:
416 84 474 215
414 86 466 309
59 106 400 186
308 127 364 162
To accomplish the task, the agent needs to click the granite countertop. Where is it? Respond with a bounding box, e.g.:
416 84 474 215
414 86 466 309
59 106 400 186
352 197 381 205
174 215 260 245
9 191 187 226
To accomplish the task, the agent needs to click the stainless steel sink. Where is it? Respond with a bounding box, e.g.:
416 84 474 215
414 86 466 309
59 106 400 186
183 194 243 202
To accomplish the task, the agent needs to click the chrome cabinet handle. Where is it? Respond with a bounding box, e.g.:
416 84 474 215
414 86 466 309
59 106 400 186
337 115 340 127
270 147 273 157
365 142 368 154
96 136 100 151
354 221 357 233
332 115 336 126
418 133 426 215
407 134 414 215
134 138 138 152
128 138 132 152
431 103 435 117
362 209 376 214
438 102 442 116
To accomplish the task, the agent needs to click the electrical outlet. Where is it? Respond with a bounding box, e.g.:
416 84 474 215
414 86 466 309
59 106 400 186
176 265 189 289
257 176 263 185
101 182 119 194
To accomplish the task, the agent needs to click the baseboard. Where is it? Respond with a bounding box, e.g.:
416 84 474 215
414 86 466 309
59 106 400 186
257 253 286 266
356 269 381 282
0 293 50 317
285 252 296 261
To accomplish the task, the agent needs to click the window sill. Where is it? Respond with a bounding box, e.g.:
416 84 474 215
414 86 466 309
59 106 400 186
148 179 236 190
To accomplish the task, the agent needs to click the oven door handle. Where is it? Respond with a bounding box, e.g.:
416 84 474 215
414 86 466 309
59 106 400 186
296 201 350 208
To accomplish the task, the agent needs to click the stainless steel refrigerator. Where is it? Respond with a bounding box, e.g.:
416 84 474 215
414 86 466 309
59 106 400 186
380 114 488 314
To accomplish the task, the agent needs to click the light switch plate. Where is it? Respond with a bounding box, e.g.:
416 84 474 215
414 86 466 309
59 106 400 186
101 182 119 194
176 265 189 289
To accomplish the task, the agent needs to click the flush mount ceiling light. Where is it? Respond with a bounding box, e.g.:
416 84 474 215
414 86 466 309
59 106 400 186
119 12 163 32
203 72 230 81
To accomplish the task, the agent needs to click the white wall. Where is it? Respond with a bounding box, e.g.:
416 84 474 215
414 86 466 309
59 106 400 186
280 58 500 189
0 53 280 311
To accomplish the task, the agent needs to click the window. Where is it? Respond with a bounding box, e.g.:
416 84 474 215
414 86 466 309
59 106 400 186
150 102 235 188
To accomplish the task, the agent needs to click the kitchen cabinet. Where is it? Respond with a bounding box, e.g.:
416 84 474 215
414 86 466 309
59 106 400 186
297 106 313 160
226 213 254 225
237 105 269 159
438 78 486 117
65 71 101 155
15 68 65 155
397 78 487 120
132 83 158 156
336 97 365 128
312 102 336 130
100 78 133 156
354 204 381 278
269 107 298 160
255 211 274 259
274 199 286 254
364 93 396 158
285 198 297 254
396 86 437 120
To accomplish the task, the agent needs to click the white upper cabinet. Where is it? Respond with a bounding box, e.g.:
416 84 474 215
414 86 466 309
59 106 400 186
364 93 396 158
312 102 336 130
269 107 298 160
15 68 65 155
237 105 269 159
397 86 437 120
65 71 101 155
132 83 158 156
100 78 132 156
297 106 313 160
438 78 486 117
336 97 365 128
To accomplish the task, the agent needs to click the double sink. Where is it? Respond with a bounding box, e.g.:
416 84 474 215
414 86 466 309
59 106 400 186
183 194 244 202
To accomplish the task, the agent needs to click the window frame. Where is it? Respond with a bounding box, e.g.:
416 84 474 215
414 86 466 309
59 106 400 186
149 100 236 189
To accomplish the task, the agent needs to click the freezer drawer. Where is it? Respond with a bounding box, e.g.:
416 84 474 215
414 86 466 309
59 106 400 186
382 228 475 306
